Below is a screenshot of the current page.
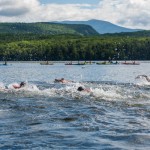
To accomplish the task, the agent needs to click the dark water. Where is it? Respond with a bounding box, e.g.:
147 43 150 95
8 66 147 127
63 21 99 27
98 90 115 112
0 62 150 149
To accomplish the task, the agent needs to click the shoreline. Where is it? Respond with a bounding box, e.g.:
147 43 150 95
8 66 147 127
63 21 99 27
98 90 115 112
0 60 150 64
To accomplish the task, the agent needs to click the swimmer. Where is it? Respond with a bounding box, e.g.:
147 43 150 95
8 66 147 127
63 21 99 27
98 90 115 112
136 75 150 82
12 82 26 89
77 86 91 92
54 78 72 83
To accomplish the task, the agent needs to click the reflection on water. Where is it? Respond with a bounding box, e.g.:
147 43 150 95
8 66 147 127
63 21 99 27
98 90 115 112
0 62 150 149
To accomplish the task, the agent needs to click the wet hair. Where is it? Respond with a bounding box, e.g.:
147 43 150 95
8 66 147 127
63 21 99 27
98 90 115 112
77 86 84 91
20 82 26 87
55 78 63 82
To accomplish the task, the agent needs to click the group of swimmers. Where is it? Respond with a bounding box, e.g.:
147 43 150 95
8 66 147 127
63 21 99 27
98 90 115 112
54 78 91 92
1 75 149 92
45 75 150 91
0 78 91 92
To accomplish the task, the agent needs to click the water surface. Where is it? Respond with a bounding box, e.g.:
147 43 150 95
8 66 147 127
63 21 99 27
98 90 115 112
0 62 150 149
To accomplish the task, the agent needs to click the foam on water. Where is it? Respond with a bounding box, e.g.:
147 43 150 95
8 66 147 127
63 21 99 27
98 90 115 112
0 82 5 90
91 87 123 101
1 81 150 101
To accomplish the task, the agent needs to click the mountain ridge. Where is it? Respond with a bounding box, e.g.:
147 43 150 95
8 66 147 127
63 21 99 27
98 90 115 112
59 19 141 34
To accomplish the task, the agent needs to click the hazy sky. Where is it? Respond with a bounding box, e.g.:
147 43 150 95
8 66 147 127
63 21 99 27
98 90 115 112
40 0 100 4
0 0 150 29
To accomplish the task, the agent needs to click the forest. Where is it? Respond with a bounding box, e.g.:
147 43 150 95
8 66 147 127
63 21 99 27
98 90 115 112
0 31 150 61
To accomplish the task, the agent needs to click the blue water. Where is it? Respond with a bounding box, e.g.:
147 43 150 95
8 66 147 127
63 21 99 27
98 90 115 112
0 62 150 149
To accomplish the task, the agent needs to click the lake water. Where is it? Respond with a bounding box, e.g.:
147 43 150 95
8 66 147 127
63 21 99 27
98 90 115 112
0 62 150 149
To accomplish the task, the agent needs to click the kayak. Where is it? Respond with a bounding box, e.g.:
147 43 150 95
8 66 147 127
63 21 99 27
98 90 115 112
96 62 119 65
40 61 53 65
65 63 85 65
121 62 140 65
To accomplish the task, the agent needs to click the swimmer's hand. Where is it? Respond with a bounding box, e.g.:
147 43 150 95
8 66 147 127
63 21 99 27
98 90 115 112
135 75 147 79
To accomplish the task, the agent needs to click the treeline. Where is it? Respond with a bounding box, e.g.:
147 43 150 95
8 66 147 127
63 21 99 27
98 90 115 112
0 33 150 61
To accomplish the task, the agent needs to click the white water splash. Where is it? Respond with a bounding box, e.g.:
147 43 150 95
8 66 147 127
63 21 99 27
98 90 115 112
0 82 5 90
1 81 150 101
91 86 123 101
135 77 150 86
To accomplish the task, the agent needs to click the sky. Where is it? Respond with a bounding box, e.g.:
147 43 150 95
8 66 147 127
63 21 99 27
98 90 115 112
0 0 150 30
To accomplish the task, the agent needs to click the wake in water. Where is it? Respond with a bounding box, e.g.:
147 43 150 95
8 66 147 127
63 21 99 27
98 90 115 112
0 77 150 101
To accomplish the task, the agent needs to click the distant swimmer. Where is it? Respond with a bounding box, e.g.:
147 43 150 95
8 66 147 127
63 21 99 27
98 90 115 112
77 86 91 92
12 82 26 89
54 78 72 83
136 75 150 82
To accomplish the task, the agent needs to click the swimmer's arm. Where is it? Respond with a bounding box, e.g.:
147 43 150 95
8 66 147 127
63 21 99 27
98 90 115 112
84 88 91 93
136 75 147 79
12 84 21 89
145 76 150 82
136 75 150 82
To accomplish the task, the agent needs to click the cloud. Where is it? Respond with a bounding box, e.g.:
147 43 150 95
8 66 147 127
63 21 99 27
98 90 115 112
0 0 39 17
0 8 29 17
0 0 150 30
96 0 150 29
0 0 14 6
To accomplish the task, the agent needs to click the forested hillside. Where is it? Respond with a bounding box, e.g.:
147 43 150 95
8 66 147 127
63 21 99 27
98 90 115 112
0 23 98 36
0 31 150 61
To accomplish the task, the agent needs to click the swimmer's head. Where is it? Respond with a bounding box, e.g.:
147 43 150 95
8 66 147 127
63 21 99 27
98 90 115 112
20 82 26 87
77 86 84 91
55 79 62 82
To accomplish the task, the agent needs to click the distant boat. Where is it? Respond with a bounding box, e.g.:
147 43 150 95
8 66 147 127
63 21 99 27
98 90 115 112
84 61 93 65
121 61 140 65
40 61 53 65
4 61 7 65
65 61 73 65
96 61 119 65
65 61 86 65
65 63 85 65
0 61 7 66
74 62 86 65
